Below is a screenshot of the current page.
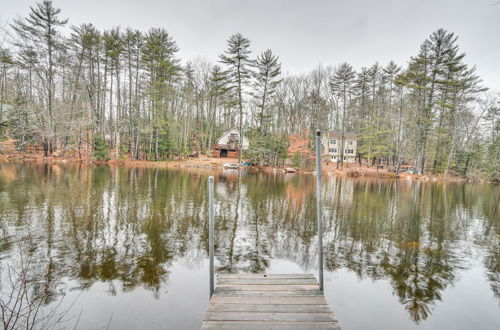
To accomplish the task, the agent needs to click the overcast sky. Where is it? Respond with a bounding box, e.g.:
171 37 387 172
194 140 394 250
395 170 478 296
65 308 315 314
1 0 499 89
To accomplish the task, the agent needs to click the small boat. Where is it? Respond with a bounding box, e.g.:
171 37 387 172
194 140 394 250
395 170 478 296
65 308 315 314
223 163 239 169
284 167 296 173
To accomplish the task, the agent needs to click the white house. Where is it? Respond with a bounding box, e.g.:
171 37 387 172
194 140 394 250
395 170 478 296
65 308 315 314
211 129 249 158
321 132 357 163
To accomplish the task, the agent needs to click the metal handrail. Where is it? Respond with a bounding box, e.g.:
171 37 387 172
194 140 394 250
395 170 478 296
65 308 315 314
208 176 215 298
315 130 324 291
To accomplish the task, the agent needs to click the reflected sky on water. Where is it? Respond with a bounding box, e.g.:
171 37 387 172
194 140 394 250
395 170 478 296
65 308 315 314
0 163 498 329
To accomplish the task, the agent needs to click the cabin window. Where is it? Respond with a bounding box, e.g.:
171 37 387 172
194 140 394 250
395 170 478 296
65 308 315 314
229 133 239 141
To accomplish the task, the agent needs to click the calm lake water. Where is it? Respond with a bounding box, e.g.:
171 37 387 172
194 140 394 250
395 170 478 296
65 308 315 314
0 163 499 329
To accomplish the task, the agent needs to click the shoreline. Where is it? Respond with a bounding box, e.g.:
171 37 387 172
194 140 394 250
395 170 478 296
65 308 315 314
0 154 491 183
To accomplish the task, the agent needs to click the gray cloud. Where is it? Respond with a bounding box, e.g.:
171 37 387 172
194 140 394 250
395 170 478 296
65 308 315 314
1 0 498 89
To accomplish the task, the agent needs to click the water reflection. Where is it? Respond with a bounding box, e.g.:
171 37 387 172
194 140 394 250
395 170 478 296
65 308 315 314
0 163 498 327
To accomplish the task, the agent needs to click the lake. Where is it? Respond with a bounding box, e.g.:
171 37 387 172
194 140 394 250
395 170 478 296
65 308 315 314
0 163 498 329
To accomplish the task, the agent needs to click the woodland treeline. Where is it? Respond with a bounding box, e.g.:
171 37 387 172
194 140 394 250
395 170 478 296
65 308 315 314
0 1 498 179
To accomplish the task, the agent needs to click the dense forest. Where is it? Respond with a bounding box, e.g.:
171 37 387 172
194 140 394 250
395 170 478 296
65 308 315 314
0 1 498 180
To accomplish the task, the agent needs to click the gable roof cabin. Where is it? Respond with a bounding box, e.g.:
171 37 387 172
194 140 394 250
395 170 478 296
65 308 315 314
211 129 249 158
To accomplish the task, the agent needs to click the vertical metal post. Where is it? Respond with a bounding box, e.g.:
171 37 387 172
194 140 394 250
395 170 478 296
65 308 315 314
315 130 324 291
208 176 215 298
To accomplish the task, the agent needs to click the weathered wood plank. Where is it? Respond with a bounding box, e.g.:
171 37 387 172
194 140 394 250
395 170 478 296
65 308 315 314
201 321 341 329
210 296 328 305
205 312 336 322
216 284 319 291
202 274 340 329
217 278 318 285
217 273 315 279
208 304 332 313
213 289 323 296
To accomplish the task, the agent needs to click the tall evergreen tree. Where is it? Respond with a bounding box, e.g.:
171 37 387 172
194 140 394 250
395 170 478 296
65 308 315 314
219 33 252 163
330 63 356 169
141 28 180 160
0 47 14 126
11 0 68 155
253 49 281 132
400 28 484 174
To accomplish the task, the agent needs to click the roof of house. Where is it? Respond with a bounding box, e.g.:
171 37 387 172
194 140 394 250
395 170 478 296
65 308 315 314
220 128 245 135
324 131 357 140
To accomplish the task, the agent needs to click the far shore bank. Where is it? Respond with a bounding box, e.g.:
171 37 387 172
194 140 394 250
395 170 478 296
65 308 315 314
0 153 492 183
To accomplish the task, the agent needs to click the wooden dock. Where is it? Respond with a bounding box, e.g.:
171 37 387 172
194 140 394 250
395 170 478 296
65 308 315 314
201 273 340 329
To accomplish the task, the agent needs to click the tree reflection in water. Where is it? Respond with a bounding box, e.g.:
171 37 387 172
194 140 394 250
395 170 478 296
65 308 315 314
0 163 498 324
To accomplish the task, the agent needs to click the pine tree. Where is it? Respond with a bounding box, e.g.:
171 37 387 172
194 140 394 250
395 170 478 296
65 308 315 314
142 28 180 160
11 0 68 155
400 28 484 174
358 121 391 170
0 48 14 127
330 63 356 169
355 67 371 124
205 65 230 152
383 61 401 167
253 49 281 132
219 33 252 163
93 135 109 161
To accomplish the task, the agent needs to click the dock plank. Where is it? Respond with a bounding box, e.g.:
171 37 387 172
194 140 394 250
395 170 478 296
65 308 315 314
217 278 318 285
205 311 336 322
208 304 332 313
216 284 319 291
202 274 340 329
217 273 315 279
201 321 341 329
214 289 323 296
210 296 328 305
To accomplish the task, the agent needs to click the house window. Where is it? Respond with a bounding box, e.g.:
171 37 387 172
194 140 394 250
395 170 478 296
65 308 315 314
329 148 337 153
228 133 240 144
330 139 336 145
349 141 353 145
